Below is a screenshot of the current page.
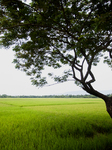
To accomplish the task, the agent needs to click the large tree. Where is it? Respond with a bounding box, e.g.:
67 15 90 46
0 0 112 117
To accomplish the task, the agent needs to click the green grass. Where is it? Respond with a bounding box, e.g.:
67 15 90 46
0 98 112 150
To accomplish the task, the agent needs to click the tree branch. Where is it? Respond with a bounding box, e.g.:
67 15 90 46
44 79 74 87
109 50 112 59
96 38 112 53
1 23 37 30
79 6 94 35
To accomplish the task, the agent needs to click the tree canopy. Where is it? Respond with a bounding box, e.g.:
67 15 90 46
0 0 112 104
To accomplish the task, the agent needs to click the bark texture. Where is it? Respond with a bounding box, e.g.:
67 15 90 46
83 87 112 118
105 97 112 118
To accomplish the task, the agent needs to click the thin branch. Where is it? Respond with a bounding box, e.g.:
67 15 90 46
73 64 81 72
44 79 74 87
108 50 112 58
80 58 85 80
72 65 81 82
96 38 112 53
86 71 95 84
79 6 93 35
84 55 94 82
72 49 82 71
1 23 39 31
60 0 71 31
50 36 72 46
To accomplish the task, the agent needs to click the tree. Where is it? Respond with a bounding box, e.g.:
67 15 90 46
0 0 112 117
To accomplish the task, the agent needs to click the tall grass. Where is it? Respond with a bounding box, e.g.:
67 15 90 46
0 98 112 150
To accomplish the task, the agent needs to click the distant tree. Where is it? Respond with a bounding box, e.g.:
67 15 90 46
0 0 112 117
1 94 8 98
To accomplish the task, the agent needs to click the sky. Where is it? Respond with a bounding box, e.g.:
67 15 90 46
0 0 112 96
0 47 112 96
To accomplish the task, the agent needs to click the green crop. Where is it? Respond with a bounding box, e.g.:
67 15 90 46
0 98 112 150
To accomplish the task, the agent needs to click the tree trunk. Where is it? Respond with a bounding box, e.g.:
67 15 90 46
83 87 112 118
105 96 112 118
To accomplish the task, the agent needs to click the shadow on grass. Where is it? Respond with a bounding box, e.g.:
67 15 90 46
91 123 112 134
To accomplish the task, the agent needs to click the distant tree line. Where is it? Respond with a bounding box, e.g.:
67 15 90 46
0 94 112 98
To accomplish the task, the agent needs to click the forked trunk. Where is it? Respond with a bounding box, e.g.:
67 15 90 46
105 97 112 118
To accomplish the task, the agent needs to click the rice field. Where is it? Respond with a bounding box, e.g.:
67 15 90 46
0 98 112 150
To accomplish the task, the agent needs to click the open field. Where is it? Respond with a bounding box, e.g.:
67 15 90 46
0 98 112 150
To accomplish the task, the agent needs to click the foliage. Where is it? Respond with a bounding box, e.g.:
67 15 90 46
0 0 112 98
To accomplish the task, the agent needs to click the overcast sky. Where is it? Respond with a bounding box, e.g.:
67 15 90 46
0 47 112 96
